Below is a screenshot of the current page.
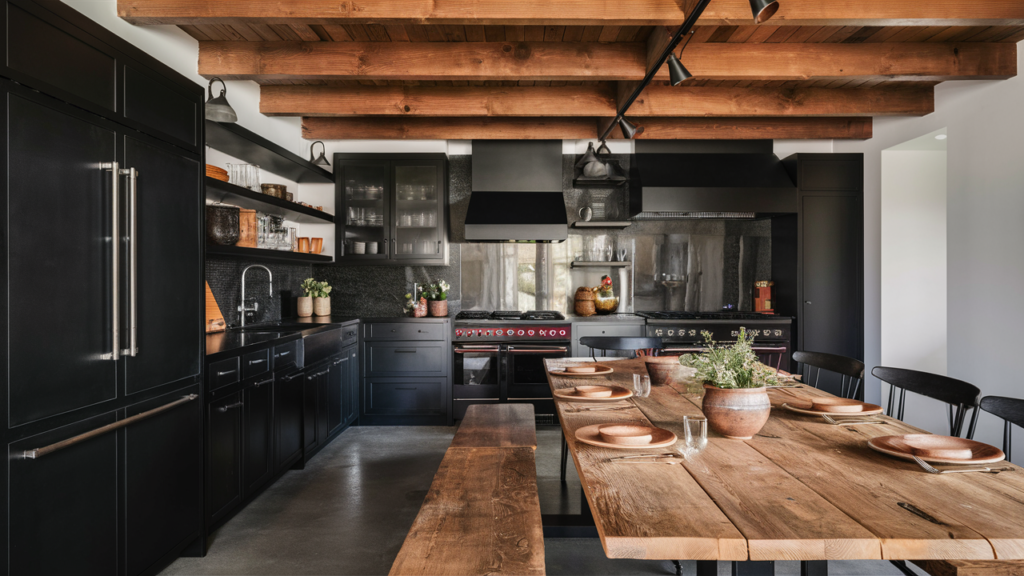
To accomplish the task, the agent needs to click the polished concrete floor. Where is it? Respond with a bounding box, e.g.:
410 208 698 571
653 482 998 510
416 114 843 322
161 426 924 576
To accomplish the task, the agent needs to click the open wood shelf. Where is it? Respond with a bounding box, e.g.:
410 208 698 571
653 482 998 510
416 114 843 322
206 178 334 224
571 261 632 269
206 244 333 264
206 120 334 184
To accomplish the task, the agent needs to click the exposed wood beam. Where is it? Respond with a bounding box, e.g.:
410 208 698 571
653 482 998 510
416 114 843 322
621 83 935 117
119 0 1024 26
261 84 616 116
301 117 598 140
605 117 873 139
200 41 1015 82
262 83 933 118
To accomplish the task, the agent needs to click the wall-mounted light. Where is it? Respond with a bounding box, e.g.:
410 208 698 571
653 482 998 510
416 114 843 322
618 117 644 139
309 141 330 166
749 0 780 23
204 77 237 123
667 54 693 86
597 141 612 156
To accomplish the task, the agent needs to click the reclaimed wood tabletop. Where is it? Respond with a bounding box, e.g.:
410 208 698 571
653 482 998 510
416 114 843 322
545 357 1024 564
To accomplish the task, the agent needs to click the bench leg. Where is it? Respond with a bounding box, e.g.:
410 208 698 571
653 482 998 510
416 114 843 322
801 560 828 576
696 561 717 576
671 560 683 575
560 432 568 483
733 561 775 576
889 560 917 576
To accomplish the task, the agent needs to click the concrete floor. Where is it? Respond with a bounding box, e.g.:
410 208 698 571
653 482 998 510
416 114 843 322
161 426 924 576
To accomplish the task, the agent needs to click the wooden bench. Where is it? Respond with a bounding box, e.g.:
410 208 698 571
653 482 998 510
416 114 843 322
389 404 545 576
913 560 1024 576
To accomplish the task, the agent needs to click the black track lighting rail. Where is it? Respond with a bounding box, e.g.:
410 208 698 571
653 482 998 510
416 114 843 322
597 0 713 142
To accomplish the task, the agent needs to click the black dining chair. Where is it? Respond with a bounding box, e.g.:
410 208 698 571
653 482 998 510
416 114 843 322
979 396 1024 462
560 336 664 483
793 350 865 400
871 366 982 438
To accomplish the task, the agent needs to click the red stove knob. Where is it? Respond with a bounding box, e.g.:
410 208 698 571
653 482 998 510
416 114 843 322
496 329 504 336
528 329 535 336
455 329 463 337
539 329 546 336
485 330 492 337
517 329 525 336
559 329 567 336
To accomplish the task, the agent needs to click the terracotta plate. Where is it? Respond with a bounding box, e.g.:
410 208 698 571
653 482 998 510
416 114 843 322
782 402 884 417
575 423 677 450
550 364 614 377
553 386 633 403
868 434 1006 465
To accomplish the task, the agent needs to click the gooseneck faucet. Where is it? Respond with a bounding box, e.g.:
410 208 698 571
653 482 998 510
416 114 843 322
238 265 273 327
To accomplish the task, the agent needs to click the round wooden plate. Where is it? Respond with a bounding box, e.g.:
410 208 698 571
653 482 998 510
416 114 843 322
868 434 1006 465
782 402 884 417
575 423 677 450
549 364 614 377
553 386 633 403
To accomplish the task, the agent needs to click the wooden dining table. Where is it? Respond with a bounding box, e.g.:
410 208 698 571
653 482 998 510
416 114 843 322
545 357 1024 576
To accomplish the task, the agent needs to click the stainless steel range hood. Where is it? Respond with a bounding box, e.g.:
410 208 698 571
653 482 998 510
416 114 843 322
465 140 568 242
628 152 797 219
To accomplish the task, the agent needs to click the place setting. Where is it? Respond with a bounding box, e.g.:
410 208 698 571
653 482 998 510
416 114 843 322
778 396 886 423
867 434 1014 474
584 416 709 466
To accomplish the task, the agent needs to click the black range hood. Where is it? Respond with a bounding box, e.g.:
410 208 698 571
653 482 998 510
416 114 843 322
628 152 797 219
465 140 568 242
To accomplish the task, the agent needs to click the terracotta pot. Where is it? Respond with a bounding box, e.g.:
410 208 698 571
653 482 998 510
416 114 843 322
644 356 683 386
413 297 428 318
297 296 313 318
313 296 331 317
429 300 448 317
701 384 770 440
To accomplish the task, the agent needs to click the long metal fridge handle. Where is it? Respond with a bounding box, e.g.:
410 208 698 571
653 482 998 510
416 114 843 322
21 394 198 460
122 167 138 357
101 162 120 361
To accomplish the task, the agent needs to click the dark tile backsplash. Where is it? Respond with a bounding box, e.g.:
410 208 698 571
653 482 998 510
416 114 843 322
206 258 312 326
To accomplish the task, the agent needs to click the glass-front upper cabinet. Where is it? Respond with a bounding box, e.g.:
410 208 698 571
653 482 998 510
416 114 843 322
334 154 448 266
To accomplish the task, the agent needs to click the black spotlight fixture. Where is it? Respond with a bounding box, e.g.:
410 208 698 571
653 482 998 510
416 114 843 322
667 53 692 86
575 141 600 168
749 0 780 23
617 117 644 140
309 141 330 167
204 77 237 123
596 141 611 156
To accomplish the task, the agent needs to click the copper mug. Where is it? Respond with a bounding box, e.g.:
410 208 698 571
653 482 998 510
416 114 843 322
297 237 310 253
310 238 323 254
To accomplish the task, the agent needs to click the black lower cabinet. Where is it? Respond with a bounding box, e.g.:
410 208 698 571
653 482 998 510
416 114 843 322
243 376 275 495
207 392 243 526
303 370 320 455
328 355 346 435
275 371 304 471
125 389 203 576
9 411 120 576
344 345 359 426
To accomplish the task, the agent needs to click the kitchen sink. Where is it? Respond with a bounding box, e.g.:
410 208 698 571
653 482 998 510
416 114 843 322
231 323 331 333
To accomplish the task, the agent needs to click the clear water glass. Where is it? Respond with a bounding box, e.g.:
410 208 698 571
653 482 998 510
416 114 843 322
617 248 627 262
632 373 651 398
683 415 708 455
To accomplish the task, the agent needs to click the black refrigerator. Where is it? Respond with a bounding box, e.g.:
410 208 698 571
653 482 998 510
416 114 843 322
0 1 205 574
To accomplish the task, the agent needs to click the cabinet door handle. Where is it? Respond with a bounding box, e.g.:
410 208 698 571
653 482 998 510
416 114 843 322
436 240 441 254
101 161 120 361
217 369 237 377
805 301 812 305
254 378 272 388
317 370 329 377
218 401 244 412
396 387 417 391
123 166 139 357
249 358 266 365
275 350 291 358
21 394 198 459
334 359 344 365
395 350 417 354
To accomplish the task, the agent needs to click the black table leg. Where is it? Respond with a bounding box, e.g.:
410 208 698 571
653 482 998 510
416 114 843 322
696 561 718 576
801 560 828 576
733 561 775 576
560 432 568 482
671 560 683 576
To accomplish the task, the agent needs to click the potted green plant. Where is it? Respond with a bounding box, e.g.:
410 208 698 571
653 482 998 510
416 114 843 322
424 280 450 317
300 278 332 317
678 328 779 439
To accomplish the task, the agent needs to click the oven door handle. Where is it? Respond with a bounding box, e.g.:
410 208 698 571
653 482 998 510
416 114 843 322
507 347 568 354
454 347 501 353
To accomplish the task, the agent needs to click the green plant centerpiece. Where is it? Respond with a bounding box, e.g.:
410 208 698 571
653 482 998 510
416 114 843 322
423 280 450 317
678 328 776 439
300 278 332 317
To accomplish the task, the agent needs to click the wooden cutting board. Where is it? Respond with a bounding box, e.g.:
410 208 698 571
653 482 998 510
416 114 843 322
237 208 257 248
205 282 226 333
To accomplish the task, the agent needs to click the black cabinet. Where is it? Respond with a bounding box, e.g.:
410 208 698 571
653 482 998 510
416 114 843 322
275 371 304 471
243 376 275 495
328 355 346 435
334 154 449 266
207 393 243 525
343 344 359 427
303 370 321 454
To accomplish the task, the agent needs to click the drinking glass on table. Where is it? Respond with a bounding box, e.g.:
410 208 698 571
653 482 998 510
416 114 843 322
632 373 651 398
683 415 708 455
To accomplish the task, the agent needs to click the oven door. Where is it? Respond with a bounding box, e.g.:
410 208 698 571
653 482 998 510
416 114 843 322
453 345 501 400
505 344 569 401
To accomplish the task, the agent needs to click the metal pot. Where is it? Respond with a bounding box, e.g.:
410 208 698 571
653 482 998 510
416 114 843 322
205 204 239 246
261 183 287 198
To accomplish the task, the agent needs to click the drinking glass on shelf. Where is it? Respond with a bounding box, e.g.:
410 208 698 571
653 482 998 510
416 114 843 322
632 373 651 398
617 248 627 262
604 246 613 262
683 415 708 455
367 209 377 226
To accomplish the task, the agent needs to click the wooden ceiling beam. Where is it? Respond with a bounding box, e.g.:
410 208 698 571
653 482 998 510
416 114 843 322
200 41 1015 82
604 117 873 139
119 0 1024 26
301 117 599 139
261 83 933 117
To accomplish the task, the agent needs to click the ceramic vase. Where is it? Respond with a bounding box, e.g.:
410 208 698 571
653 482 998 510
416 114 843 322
701 384 771 440
428 300 448 317
644 356 684 386
297 296 313 317
313 297 331 317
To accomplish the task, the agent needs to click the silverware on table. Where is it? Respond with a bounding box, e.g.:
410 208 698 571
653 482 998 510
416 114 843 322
822 414 891 426
614 458 682 465
608 452 678 461
911 455 1014 475
569 405 633 412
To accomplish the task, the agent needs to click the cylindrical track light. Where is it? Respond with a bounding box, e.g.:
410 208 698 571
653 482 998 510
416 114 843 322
667 54 693 86
617 117 644 140
574 142 600 168
749 0 780 23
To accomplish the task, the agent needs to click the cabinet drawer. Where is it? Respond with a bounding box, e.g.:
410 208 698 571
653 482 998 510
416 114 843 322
366 343 445 376
366 379 446 415
342 325 359 346
272 340 300 371
242 349 270 379
575 324 644 339
367 322 444 341
209 357 240 390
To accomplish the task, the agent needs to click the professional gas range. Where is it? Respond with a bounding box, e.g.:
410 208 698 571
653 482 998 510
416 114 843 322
637 311 794 371
452 311 571 422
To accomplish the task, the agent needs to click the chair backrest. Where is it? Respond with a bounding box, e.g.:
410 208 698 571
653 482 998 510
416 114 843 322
578 337 663 360
871 366 981 437
793 350 865 399
980 396 1024 459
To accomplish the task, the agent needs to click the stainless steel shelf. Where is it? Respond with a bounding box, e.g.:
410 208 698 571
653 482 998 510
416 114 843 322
570 261 632 269
571 221 632 229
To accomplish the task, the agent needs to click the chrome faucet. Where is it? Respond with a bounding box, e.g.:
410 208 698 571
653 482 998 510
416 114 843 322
238 265 273 327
